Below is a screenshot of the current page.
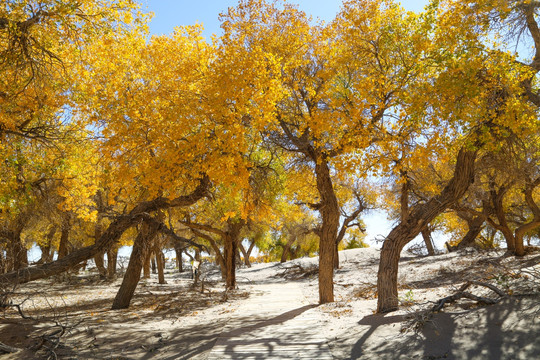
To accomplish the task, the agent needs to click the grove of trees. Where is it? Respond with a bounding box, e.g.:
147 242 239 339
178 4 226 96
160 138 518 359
0 0 538 314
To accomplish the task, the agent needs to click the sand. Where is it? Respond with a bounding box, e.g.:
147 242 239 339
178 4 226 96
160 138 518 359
1 247 540 359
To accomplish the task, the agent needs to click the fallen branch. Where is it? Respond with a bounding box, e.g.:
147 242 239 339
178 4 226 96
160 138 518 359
432 281 506 312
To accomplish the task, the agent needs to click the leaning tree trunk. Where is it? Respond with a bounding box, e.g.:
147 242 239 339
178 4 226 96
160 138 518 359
112 220 160 309
280 236 296 263
377 148 477 313
239 240 255 267
93 220 108 277
456 215 484 250
314 158 340 304
0 178 209 286
421 228 436 256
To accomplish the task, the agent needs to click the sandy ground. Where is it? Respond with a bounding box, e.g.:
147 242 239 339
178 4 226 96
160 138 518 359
1 247 540 359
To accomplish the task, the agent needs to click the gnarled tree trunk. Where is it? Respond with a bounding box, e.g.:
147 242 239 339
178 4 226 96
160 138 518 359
112 220 160 309
377 148 477 313
315 158 340 304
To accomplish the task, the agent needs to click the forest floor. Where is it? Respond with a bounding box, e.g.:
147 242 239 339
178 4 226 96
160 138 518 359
1 247 540 359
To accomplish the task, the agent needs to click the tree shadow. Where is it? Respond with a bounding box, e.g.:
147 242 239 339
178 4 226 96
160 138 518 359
345 297 540 360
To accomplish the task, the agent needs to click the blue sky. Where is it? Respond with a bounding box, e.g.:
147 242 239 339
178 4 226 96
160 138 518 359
143 0 430 37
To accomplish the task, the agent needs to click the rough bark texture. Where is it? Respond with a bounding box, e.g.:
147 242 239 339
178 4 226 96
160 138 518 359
111 220 160 309
315 159 339 304
106 247 118 277
377 148 477 313
224 221 243 290
0 177 209 285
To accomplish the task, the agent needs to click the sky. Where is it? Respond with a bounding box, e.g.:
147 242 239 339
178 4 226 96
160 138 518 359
143 0 430 38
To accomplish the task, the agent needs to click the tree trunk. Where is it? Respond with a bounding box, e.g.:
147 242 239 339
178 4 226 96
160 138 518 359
112 220 160 309
156 249 166 284
514 181 540 257
224 221 243 290
280 236 296 263
0 248 5 274
377 148 477 313
93 218 107 277
38 225 57 264
151 256 157 274
94 251 108 278
315 158 340 304
58 213 71 260
207 238 226 280
239 240 255 267
456 215 484 250
107 247 118 277
9 230 28 271
173 243 184 273
245 239 256 267
421 228 435 256
142 251 151 279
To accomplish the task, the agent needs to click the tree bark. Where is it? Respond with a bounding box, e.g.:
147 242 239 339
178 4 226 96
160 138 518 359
107 247 118 277
155 249 166 284
151 256 157 274
94 251 107 278
490 186 516 253
314 158 340 304
58 213 71 260
456 215 484 250
37 225 57 264
224 220 243 290
0 248 4 274
11 231 28 271
173 242 184 273
421 228 436 256
239 240 254 267
377 148 477 313
111 220 160 309
142 251 151 279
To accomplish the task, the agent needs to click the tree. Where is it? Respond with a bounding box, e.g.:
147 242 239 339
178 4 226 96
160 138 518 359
219 0 427 304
